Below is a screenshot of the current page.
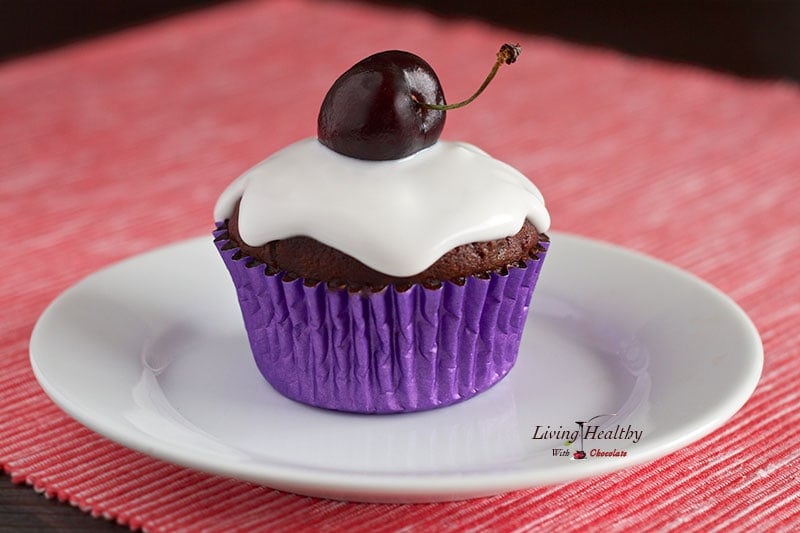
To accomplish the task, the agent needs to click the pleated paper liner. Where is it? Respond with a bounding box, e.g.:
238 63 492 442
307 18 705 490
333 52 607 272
214 224 549 413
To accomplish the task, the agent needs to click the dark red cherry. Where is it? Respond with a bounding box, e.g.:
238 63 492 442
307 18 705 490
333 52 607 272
317 44 521 161
317 50 446 161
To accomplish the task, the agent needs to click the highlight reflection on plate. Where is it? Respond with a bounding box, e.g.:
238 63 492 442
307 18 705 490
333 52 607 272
29 233 762 503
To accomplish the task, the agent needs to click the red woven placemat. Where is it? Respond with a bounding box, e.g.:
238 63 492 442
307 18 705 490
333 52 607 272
2 0 799 530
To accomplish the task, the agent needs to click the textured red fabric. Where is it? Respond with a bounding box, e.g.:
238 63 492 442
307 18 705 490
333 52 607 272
2 0 799 530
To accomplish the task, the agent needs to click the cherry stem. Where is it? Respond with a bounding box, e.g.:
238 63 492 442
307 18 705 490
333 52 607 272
417 43 521 111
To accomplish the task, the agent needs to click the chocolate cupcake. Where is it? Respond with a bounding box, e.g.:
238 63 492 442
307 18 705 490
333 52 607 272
213 47 550 413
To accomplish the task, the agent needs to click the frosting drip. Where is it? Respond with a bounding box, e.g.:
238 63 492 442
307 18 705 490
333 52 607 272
214 138 550 277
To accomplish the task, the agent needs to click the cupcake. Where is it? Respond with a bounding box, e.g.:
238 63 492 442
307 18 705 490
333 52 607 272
213 45 550 413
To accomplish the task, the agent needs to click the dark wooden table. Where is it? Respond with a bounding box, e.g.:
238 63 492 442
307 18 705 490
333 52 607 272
0 473 123 531
2 0 799 81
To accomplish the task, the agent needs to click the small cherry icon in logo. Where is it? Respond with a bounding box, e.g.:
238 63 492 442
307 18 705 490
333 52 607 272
573 451 587 460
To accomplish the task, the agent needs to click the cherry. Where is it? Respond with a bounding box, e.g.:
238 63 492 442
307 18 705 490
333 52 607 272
317 50 445 161
318 44 521 161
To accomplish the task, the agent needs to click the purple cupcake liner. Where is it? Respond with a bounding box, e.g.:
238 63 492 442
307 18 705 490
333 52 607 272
214 224 549 414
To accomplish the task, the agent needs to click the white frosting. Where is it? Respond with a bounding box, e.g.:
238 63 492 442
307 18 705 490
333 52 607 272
214 138 550 277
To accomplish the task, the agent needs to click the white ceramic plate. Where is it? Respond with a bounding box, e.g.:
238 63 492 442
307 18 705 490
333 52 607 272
30 233 762 503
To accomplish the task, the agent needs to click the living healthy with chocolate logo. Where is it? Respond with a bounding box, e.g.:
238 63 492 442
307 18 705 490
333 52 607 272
531 414 644 460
